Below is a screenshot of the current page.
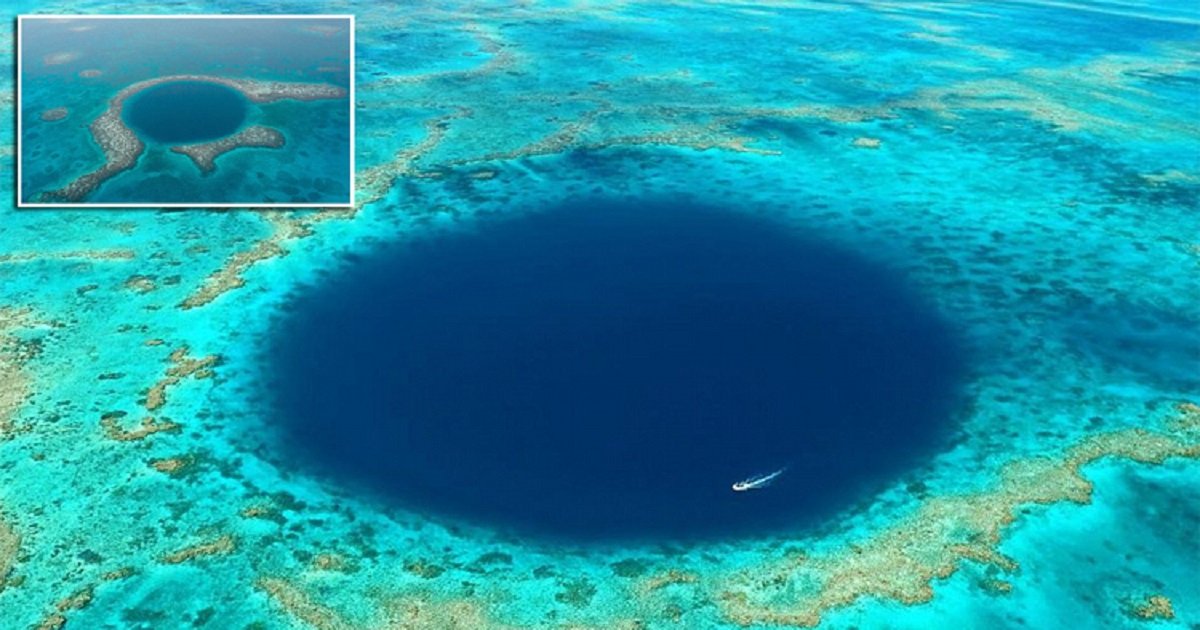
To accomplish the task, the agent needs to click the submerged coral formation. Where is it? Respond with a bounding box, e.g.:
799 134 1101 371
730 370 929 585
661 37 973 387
2 3 1197 629
179 209 352 309
716 406 1200 627
0 515 17 594
38 107 67 122
143 346 218 411
0 309 36 437
1126 594 1176 621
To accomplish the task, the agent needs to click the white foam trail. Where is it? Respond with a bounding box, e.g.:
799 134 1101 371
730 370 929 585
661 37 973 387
732 466 787 492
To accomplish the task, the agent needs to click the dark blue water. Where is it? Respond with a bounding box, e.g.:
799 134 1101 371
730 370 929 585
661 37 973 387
123 81 246 144
268 200 966 544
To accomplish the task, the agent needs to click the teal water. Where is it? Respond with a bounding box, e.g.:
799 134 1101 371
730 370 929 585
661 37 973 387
1 1 1198 629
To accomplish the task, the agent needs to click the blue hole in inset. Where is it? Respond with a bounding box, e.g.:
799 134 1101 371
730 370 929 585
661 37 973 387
267 199 967 544
123 80 246 144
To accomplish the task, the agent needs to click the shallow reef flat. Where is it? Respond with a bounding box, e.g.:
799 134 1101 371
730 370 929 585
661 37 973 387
171 125 287 174
1 2 1198 629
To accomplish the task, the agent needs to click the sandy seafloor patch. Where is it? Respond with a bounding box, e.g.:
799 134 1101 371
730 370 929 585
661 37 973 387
1 0 1198 628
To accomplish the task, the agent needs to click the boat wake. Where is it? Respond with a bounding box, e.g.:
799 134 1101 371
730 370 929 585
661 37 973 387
732 466 787 492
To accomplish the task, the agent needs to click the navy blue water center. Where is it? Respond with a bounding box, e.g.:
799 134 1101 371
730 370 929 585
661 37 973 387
123 80 246 144
269 199 967 543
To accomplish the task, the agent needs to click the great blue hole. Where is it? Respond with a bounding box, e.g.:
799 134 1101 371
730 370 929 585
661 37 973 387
267 199 966 544
123 80 246 144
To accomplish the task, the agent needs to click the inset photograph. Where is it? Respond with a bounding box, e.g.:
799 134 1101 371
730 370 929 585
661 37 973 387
17 15 353 207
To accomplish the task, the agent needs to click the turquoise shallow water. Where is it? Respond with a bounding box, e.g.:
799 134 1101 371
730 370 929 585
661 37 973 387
1 1 1198 629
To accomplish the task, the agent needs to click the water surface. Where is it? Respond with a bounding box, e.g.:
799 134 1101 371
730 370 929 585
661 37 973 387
269 199 967 543
124 80 246 144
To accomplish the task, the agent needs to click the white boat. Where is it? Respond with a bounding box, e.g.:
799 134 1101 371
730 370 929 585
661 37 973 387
732 467 787 492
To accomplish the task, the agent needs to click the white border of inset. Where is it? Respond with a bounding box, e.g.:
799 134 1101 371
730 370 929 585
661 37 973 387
16 14 356 209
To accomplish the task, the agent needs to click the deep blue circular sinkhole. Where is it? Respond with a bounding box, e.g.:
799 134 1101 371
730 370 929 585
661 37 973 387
123 80 246 144
268 199 966 544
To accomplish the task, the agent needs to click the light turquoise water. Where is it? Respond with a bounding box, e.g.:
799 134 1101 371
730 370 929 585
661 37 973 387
1 1 1197 629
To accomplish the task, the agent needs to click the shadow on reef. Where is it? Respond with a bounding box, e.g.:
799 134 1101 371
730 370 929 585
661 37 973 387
1056 297 1200 392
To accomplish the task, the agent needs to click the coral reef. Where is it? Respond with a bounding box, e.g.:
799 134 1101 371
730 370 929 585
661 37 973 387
0 308 36 438
41 75 344 203
170 125 286 174
0 516 17 594
714 406 1200 627
3 5 1198 629
1125 594 1175 621
160 535 235 564
38 108 67 122
143 346 218 411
